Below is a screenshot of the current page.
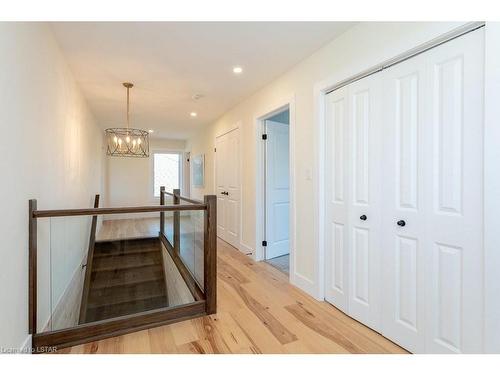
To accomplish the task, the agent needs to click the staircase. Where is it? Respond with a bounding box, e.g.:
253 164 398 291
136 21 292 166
80 237 169 324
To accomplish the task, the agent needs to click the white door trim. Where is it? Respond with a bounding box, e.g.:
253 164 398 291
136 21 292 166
254 95 296 285
483 22 500 354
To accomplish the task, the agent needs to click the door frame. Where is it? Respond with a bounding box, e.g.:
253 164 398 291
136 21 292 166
314 22 500 353
214 123 242 252
254 95 296 282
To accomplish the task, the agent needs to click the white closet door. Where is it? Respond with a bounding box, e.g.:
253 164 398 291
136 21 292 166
423 30 484 354
346 75 382 331
380 53 427 353
265 120 290 260
324 87 350 313
215 128 241 249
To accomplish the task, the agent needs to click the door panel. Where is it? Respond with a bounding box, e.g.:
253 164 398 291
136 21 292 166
324 29 484 353
265 120 290 260
215 128 240 249
424 30 484 354
216 135 227 237
347 75 382 332
380 53 426 353
324 87 349 312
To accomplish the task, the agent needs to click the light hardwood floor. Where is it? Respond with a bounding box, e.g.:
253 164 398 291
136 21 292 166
58 238 407 354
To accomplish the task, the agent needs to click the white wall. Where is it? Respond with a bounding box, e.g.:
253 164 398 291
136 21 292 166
105 138 186 209
0 23 103 350
185 22 470 293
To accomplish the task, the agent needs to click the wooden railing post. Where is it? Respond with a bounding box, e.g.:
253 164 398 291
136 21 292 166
160 186 165 236
203 195 217 314
173 188 181 255
78 194 100 324
29 199 37 334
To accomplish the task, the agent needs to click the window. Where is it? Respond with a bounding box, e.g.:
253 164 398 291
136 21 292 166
153 152 181 197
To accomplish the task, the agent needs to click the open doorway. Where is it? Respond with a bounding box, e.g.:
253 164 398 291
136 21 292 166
262 109 290 275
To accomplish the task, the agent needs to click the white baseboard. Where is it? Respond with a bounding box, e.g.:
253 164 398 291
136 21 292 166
291 271 320 300
239 241 254 256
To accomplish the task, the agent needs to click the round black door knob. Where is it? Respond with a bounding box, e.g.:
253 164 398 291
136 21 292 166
360 215 367 221
397 220 406 227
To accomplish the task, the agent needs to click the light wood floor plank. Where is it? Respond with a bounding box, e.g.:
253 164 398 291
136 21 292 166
59 236 408 354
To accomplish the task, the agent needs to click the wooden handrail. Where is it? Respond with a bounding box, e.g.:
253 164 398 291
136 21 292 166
32 203 207 218
28 191 217 351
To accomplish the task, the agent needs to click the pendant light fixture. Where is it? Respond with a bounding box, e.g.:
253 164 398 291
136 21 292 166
105 82 150 157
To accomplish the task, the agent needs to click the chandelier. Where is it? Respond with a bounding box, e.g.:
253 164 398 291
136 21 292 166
105 82 150 157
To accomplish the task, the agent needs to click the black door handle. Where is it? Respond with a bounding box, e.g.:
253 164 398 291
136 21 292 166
360 215 367 221
397 220 406 227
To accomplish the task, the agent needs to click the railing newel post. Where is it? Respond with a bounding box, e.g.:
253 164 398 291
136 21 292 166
29 199 37 336
203 195 217 314
173 188 181 255
160 186 165 236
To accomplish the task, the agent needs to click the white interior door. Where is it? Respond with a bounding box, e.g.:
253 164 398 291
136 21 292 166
265 120 290 260
324 28 485 354
324 86 349 313
324 74 382 331
346 74 382 332
422 30 484 354
380 53 427 353
215 128 240 249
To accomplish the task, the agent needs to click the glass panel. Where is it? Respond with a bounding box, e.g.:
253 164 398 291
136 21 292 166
42 210 197 332
44 216 91 332
179 209 205 288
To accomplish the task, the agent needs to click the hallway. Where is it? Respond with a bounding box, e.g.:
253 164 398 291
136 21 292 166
59 238 406 354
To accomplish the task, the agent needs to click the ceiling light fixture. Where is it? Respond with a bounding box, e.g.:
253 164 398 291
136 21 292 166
190 112 197 117
148 129 154 133
105 83 149 158
232 66 243 74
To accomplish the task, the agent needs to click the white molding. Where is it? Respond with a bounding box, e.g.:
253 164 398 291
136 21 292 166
239 241 254 256
483 21 500 354
253 94 297 290
291 272 318 299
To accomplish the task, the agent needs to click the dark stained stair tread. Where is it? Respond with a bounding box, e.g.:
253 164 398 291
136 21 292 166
90 265 164 289
80 237 169 324
92 251 162 272
84 295 169 323
88 279 167 308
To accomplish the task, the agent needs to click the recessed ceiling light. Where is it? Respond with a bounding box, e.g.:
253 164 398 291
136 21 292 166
148 129 154 133
190 112 197 117
232 66 243 74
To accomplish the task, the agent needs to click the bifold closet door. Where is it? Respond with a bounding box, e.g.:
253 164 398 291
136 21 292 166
381 29 484 353
325 28 484 353
325 75 382 331
347 75 382 332
422 30 484 354
325 86 349 313
380 53 427 353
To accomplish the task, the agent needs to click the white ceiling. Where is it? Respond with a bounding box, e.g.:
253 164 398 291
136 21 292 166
51 22 354 139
